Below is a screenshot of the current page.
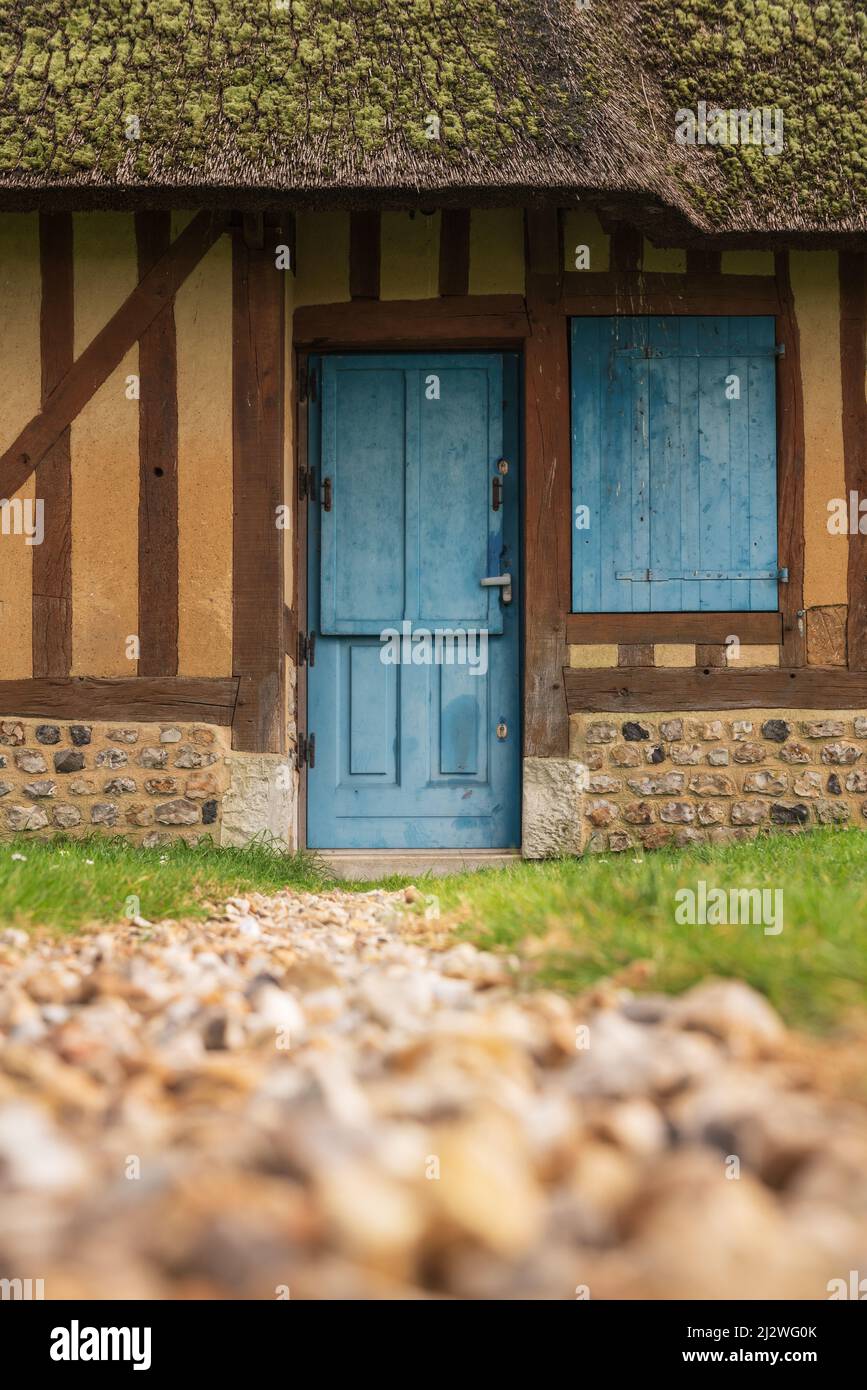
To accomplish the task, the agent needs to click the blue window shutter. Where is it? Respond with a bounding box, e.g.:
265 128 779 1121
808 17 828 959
571 316 779 612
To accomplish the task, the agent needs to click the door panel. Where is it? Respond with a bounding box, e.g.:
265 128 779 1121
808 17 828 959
307 352 520 850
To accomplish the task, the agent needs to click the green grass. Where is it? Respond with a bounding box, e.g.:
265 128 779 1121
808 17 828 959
0 834 330 934
423 829 867 1034
2 829 866 1033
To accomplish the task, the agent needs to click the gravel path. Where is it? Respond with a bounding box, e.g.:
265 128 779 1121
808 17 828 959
1 888 866 1300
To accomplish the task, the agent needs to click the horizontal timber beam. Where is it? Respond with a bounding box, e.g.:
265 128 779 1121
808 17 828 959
566 612 783 645
562 271 780 317
293 295 529 347
564 666 867 714
0 678 239 726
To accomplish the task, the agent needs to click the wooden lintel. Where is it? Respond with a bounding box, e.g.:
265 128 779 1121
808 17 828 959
293 295 529 346
566 612 783 645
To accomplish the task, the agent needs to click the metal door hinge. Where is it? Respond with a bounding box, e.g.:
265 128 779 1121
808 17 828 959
296 732 315 769
298 631 316 667
299 466 314 501
298 364 318 404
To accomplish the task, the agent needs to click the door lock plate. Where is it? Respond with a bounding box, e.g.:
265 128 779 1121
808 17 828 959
496 722 508 740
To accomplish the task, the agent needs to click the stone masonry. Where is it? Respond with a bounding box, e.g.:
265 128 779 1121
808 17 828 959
0 719 229 846
570 707 867 853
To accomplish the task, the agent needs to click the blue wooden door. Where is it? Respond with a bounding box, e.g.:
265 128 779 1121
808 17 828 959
307 353 521 849
571 316 780 611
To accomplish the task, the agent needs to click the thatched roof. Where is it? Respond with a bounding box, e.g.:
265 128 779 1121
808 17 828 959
0 0 864 240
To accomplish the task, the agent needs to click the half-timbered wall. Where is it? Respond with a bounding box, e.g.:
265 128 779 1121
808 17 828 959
0 206 865 851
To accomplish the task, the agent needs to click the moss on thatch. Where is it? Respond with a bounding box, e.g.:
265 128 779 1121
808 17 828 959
0 0 864 234
641 0 867 227
0 0 581 179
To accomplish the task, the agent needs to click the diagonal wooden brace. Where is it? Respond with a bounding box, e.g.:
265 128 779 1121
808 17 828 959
0 209 229 498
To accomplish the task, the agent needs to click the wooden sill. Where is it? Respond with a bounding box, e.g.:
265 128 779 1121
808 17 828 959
566 612 783 645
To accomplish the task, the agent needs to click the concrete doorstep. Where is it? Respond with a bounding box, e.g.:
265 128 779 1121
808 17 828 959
317 850 523 880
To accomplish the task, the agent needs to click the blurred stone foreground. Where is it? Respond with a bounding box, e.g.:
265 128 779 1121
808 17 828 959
1 890 866 1301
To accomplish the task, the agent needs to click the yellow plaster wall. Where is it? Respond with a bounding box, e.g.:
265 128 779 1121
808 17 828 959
721 250 775 276
0 214 39 677
642 241 686 274
294 212 351 306
71 214 139 676
468 209 525 294
791 252 847 610
173 217 234 675
562 211 609 273
380 211 440 299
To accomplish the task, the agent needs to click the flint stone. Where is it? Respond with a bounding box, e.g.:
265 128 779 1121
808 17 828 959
770 803 809 825
96 748 129 769
742 770 787 795
54 750 84 774
155 798 200 826
5 804 49 830
688 774 735 796
23 780 56 799
731 800 768 825
138 746 168 769
104 777 137 795
659 719 683 742
15 750 47 773
761 720 791 743
622 722 651 742
821 743 862 765
626 772 684 796
174 746 218 769
801 719 844 738
35 725 60 744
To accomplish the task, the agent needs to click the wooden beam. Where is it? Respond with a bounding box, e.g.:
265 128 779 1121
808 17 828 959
840 252 867 669
564 665 867 714
610 225 642 274
619 643 654 667
33 212 73 677
696 644 727 668
524 209 570 757
563 272 780 316
439 209 470 296
775 252 807 666
232 229 286 753
293 295 529 347
566 611 782 644
0 210 228 499
686 248 722 276
0 676 239 724
349 211 380 299
135 211 179 677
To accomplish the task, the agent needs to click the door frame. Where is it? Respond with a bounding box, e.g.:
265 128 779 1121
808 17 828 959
294 343 524 852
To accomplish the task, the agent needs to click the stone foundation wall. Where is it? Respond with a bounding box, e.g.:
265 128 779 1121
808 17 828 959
570 708 867 854
0 719 229 846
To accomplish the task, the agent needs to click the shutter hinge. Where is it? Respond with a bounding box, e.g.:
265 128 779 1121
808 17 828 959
298 364 318 403
296 732 315 769
298 466 314 501
297 631 316 666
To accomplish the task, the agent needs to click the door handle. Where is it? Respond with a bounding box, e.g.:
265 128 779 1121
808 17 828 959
481 574 512 605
